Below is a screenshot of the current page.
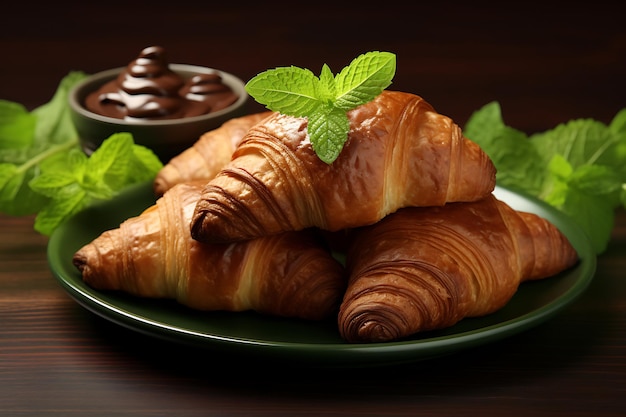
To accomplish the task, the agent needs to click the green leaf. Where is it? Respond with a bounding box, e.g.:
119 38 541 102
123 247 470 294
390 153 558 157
540 157 616 254
0 70 164 235
334 51 396 110
308 107 351 164
465 102 626 255
32 71 88 146
532 118 626 203
488 126 544 195
464 102 544 195
548 153 574 178
0 72 87 217
318 64 337 100
245 51 396 163
464 101 507 141
0 164 18 195
82 133 163 192
29 169 78 198
558 189 615 255
530 119 621 169
569 164 622 197
33 187 88 236
28 148 88 200
0 162 50 216
28 133 162 236
84 133 134 191
245 66 321 116
608 110 626 179
0 100 36 149
609 108 626 134
127 144 166 183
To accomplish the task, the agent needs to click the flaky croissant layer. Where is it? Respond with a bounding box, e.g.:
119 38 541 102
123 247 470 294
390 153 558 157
73 182 346 320
153 112 273 197
338 194 579 343
191 90 497 244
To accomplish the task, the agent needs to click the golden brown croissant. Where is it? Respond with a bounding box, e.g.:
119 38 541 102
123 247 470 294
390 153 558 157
337 194 579 343
72 182 346 320
191 90 497 244
153 111 273 196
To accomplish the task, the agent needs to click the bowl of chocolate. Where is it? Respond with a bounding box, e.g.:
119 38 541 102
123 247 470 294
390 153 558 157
69 46 248 162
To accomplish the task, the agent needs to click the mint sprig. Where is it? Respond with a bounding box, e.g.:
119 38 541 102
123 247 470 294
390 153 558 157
0 72 163 235
464 101 626 254
245 51 396 163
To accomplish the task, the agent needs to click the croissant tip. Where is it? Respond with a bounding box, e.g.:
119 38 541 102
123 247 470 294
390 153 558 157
189 212 206 242
340 321 399 344
153 178 166 197
71 245 88 267
72 250 96 286
190 205 255 244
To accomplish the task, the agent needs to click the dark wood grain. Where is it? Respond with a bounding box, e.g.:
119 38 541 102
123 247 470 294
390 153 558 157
1 2 625 416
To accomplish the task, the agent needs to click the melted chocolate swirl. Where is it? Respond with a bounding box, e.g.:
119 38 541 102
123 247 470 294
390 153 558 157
85 46 238 120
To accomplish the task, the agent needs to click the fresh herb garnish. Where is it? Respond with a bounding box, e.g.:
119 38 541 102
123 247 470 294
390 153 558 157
0 72 163 235
3 63 625 255
464 101 626 254
245 51 396 164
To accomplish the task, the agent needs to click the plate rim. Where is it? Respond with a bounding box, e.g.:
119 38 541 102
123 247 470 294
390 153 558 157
47 183 597 367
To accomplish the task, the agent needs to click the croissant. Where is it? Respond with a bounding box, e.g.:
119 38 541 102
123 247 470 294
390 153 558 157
191 90 496 244
337 194 579 343
153 111 273 196
72 182 346 320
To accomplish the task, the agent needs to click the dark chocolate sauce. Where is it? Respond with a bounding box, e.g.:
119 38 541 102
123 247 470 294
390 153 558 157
84 46 238 120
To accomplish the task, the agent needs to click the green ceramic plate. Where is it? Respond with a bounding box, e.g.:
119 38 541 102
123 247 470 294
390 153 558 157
47 182 596 367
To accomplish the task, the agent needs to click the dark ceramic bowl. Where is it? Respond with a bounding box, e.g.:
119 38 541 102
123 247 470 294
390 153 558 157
68 64 248 162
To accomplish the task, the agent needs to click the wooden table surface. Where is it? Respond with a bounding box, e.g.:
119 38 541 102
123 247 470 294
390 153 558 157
1 3 625 416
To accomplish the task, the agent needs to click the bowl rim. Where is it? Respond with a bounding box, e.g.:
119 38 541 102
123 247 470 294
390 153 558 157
68 63 249 127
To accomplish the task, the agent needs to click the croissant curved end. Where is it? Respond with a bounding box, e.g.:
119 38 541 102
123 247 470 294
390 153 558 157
72 251 88 274
72 245 109 290
153 165 178 197
190 201 257 244
339 308 407 343
190 207 216 242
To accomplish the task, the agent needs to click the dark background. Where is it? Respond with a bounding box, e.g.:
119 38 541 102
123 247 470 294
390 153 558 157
2 1 624 134
1 2 625 416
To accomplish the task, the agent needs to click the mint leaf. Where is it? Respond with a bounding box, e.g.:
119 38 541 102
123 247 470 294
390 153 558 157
464 102 544 195
28 134 163 236
29 163 80 198
33 188 87 236
464 103 626 255
464 101 507 142
557 188 615 255
569 164 623 198
245 51 396 163
318 64 337 100
0 163 21 201
308 107 351 164
0 72 87 216
0 162 50 215
334 51 396 110
609 108 626 134
32 71 88 146
530 119 619 168
128 142 170 182
0 101 36 149
84 133 135 194
531 119 626 202
0 71 164 235
245 66 321 116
